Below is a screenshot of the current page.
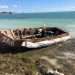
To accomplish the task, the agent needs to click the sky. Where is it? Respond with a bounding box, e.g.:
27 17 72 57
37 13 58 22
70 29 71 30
0 0 74 13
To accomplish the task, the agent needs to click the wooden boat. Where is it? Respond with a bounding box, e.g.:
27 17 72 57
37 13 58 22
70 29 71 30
0 27 71 49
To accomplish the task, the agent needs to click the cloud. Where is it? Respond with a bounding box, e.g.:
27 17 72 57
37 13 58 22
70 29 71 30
0 5 8 9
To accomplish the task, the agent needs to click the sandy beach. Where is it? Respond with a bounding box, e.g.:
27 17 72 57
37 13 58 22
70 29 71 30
0 38 74 75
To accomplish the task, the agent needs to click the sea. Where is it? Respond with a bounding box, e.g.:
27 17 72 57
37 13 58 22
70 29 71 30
0 11 75 37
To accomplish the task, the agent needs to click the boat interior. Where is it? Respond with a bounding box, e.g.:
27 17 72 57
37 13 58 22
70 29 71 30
0 27 68 42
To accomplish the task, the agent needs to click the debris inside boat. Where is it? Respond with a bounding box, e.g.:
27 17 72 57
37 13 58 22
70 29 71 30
0 27 71 48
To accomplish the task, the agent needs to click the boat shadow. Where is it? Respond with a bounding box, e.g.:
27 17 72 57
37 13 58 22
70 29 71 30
0 46 48 54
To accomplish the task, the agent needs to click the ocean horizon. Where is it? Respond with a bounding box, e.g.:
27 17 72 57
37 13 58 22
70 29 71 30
0 11 75 37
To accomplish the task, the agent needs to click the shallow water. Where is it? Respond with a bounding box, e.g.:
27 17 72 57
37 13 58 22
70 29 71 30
0 12 75 38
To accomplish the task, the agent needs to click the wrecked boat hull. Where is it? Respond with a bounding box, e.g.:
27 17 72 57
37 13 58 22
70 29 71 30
0 27 71 49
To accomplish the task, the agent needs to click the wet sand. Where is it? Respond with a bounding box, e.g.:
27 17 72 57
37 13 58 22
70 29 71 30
0 39 74 75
